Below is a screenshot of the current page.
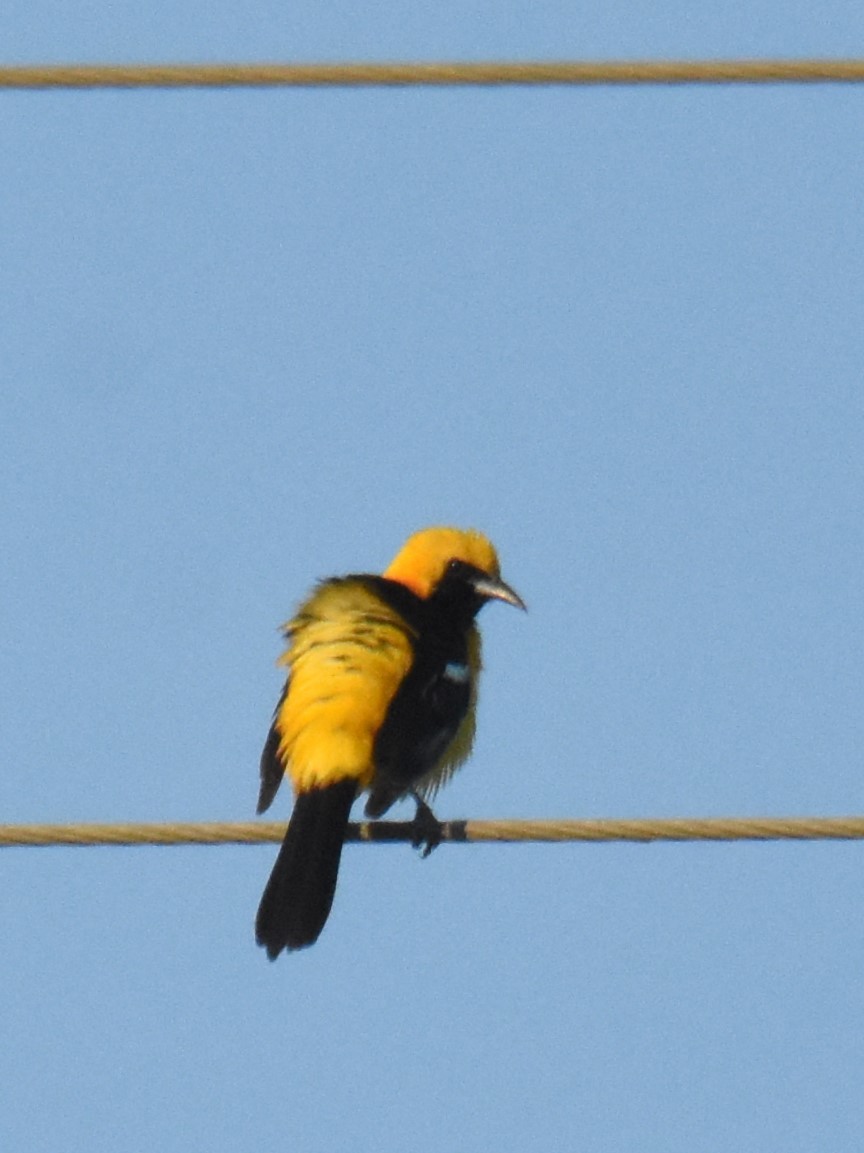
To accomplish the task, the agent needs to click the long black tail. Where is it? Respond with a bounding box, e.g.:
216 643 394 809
255 779 358 958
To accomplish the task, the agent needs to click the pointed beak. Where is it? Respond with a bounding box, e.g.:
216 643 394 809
471 573 527 611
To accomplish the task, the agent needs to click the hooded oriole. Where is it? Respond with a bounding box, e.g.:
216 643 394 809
254 526 525 958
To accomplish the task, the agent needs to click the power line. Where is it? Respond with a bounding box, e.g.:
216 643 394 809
3 815 864 848
2 59 864 91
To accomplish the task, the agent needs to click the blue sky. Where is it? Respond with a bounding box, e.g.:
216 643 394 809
2 4 864 1151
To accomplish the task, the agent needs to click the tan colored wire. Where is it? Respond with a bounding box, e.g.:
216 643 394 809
2 59 864 91
2 816 864 848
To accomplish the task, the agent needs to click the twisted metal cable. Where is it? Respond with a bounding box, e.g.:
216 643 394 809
2 59 864 91
2 815 864 848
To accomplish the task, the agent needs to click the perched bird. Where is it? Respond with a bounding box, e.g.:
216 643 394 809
255 526 525 959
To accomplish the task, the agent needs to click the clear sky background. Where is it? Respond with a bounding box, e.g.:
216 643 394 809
2 4 864 1151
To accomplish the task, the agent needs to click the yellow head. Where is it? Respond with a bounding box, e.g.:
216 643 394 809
383 526 524 609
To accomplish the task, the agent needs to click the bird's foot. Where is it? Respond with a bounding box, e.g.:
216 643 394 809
409 793 444 858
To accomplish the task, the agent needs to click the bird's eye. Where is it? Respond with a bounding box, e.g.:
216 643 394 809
446 558 462 572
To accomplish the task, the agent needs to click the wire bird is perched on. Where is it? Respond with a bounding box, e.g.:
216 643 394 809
255 526 525 958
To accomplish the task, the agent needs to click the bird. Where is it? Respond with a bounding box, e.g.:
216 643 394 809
254 526 525 959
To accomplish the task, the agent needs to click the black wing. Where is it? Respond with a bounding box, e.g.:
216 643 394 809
257 682 289 814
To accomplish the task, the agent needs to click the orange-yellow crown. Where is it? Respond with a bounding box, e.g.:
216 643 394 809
383 526 501 600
